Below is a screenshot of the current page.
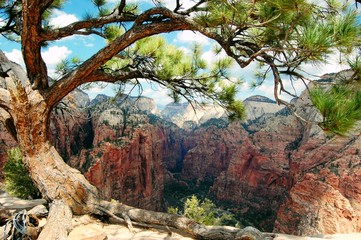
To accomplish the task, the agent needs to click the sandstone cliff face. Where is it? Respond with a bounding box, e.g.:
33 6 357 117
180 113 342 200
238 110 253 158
178 102 303 231
67 95 183 211
271 77 361 235
1 66 360 236
49 89 93 161
209 113 303 230
169 82 360 234
181 120 244 180
72 127 166 211
273 108 361 234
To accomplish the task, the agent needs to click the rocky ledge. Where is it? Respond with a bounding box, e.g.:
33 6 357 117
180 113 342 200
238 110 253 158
1 192 361 240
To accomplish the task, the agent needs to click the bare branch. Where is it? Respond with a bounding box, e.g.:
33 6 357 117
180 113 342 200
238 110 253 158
177 0 208 15
118 0 126 13
174 0 182 12
0 0 22 35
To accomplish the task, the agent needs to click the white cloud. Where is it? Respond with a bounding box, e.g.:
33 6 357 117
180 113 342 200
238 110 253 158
201 48 228 68
42 46 72 65
49 9 78 28
42 46 72 77
176 31 210 45
4 45 72 79
142 87 173 107
301 53 352 78
4 49 24 68
85 83 117 100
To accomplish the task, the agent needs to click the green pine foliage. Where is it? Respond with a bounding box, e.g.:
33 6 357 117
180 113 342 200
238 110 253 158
3 147 41 199
104 25 124 42
310 85 361 135
3 0 360 130
104 35 246 120
48 0 360 128
42 0 66 20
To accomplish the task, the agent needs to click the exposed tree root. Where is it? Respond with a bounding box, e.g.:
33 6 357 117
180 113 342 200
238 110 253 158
37 200 72 240
0 192 273 240
95 200 274 240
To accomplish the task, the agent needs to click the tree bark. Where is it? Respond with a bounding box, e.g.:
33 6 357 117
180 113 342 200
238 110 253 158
4 67 100 215
23 142 100 214
0 54 271 240
97 201 270 240
37 200 72 240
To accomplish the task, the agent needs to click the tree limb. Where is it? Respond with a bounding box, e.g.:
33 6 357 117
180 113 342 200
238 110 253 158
21 0 48 90
46 68 144 107
45 10 194 107
41 12 137 41
95 201 271 240
177 0 208 15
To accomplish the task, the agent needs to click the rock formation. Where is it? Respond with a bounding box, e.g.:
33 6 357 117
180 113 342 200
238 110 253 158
67 94 184 211
161 102 225 129
0 71 360 235
273 77 361 235
158 75 360 234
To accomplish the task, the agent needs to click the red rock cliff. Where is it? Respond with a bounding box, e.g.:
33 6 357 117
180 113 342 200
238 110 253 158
71 126 167 211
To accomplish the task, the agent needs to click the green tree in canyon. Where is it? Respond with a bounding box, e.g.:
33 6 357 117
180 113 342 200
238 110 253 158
0 0 360 239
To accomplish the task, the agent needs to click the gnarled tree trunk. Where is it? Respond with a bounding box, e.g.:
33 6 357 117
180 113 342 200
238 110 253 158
1 53 268 240
5 69 100 215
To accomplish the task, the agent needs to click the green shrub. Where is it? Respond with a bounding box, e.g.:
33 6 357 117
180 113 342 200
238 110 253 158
3 147 41 199
167 206 179 214
167 195 239 226
184 195 218 225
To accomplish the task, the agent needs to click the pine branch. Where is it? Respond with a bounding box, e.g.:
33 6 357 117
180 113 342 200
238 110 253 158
41 13 137 41
40 0 55 14
177 0 208 15
45 9 194 107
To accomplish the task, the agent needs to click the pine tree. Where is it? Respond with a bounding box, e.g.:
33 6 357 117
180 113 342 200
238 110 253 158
0 1 360 239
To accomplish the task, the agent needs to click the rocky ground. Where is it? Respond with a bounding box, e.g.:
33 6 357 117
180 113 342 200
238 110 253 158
1 192 361 240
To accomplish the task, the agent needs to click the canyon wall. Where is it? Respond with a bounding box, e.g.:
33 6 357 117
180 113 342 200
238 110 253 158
0 73 360 235
67 94 184 211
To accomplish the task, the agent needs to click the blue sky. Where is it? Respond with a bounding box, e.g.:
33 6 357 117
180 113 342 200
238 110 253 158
0 0 354 107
